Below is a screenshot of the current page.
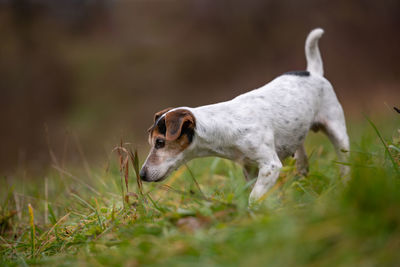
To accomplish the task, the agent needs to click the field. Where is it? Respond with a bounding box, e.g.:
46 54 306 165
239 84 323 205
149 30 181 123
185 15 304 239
1 116 400 266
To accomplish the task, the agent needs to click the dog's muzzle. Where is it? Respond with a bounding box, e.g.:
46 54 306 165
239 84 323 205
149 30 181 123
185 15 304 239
139 167 149 182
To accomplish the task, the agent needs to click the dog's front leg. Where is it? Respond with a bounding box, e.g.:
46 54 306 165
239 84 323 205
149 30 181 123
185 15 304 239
249 152 282 205
295 144 309 176
243 164 259 182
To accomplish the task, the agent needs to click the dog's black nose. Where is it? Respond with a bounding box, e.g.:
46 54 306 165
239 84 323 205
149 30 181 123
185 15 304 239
139 168 148 182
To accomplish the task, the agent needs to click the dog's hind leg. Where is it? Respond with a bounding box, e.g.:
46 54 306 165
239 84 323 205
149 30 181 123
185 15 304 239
315 102 350 179
295 144 309 176
323 119 350 178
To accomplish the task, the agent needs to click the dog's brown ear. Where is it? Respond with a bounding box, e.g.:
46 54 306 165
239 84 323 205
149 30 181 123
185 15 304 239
154 107 174 122
165 109 195 141
147 107 174 133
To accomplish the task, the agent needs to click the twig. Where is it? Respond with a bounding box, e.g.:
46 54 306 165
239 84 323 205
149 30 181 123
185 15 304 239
44 177 48 224
129 149 143 196
114 141 127 208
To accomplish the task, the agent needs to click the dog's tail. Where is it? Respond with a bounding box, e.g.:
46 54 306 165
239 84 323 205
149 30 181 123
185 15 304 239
305 28 324 76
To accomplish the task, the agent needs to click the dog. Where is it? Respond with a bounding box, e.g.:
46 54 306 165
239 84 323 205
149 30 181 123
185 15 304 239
140 28 350 204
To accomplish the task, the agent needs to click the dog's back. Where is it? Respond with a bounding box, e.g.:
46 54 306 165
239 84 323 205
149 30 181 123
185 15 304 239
192 29 338 160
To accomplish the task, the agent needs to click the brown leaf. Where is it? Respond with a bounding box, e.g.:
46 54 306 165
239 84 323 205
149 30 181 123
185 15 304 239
129 149 143 196
126 192 139 199
124 156 129 193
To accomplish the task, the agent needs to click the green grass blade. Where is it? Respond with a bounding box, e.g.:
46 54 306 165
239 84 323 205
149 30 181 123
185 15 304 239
366 117 400 176
70 193 95 211
47 203 57 225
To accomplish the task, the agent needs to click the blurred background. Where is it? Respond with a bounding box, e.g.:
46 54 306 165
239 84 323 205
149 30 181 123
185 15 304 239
1 0 399 174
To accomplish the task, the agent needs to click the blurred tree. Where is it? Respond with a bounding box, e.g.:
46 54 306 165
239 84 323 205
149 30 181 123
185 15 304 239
0 0 399 174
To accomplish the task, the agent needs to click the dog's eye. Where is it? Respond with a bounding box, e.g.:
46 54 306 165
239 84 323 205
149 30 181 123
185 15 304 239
155 138 165 149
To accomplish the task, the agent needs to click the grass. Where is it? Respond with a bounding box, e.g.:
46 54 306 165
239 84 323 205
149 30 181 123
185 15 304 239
1 117 400 266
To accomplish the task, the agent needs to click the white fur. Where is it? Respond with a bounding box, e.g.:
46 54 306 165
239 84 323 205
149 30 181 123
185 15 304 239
142 28 350 204
306 28 324 75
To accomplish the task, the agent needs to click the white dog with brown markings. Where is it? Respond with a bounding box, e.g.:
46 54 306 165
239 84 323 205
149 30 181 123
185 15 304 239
140 28 350 204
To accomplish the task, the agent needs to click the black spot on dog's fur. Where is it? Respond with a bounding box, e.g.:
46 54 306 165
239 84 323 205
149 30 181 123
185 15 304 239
181 120 195 143
284 70 310 77
311 122 325 133
156 117 166 135
238 128 250 135
185 128 195 143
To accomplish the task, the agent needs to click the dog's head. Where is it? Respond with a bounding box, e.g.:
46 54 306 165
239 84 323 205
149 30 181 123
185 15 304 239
140 108 196 182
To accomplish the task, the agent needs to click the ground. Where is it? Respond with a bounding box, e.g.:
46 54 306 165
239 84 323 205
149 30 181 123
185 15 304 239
1 117 400 266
